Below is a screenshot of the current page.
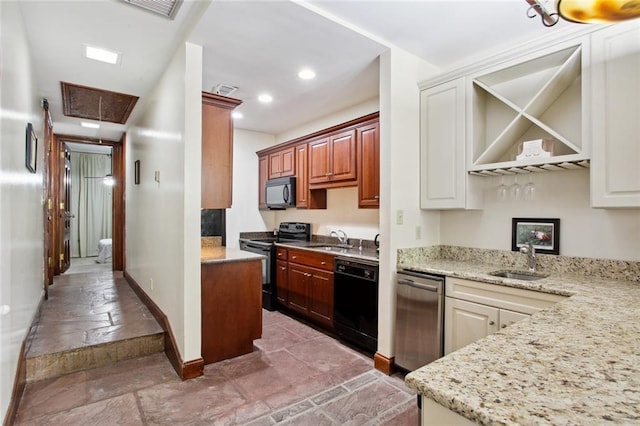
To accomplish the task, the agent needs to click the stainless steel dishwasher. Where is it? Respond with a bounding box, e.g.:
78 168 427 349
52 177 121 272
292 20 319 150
394 269 445 371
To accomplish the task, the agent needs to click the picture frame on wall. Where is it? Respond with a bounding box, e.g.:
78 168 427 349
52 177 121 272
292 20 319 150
512 218 560 255
25 123 37 173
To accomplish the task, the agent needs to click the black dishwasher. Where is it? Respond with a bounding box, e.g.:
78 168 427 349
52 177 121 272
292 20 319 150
333 257 379 354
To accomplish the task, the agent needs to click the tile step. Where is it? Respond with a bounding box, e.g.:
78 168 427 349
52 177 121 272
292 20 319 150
26 332 164 382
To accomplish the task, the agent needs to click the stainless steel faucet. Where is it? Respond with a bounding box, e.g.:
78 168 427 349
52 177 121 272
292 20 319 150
330 230 349 245
520 241 536 272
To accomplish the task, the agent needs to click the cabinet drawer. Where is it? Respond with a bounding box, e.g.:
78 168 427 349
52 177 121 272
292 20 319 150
276 247 288 261
446 277 566 315
288 248 334 271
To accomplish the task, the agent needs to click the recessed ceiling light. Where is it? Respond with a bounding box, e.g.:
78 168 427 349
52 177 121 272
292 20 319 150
298 69 316 80
258 93 273 103
81 122 100 129
231 111 243 119
83 44 121 65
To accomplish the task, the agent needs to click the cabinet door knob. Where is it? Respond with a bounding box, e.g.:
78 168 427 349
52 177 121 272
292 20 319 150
489 321 495 326
374 195 380 199
292 256 297 260
321 261 326 265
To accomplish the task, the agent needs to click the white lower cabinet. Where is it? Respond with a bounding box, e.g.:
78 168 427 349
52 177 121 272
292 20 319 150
444 277 566 355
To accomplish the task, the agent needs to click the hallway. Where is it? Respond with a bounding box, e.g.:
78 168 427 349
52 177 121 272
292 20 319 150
15 266 417 425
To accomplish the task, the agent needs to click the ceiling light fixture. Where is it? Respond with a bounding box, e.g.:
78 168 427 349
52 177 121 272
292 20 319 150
231 111 243 119
298 69 316 80
81 122 100 129
83 44 121 65
258 94 273 103
526 0 640 26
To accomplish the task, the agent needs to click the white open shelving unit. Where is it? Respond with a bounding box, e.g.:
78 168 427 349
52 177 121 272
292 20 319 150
468 44 589 176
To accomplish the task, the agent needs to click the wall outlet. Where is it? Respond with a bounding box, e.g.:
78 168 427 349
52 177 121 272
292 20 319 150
149 278 154 291
396 209 404 225
416 225 422 239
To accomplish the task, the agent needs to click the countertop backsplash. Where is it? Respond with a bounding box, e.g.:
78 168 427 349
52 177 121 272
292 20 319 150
398 245 640 282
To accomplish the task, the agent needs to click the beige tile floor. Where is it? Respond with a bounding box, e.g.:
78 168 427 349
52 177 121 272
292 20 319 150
16 262 418 425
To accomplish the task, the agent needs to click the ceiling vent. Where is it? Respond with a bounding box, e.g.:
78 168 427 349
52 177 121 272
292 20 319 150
212 84 238 97
120 0 183 19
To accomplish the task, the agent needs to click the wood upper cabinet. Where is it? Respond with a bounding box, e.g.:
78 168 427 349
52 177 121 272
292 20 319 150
201 92 242 209
309 129 357 186
357 121 380 208
269 147 295 179
295 144 309 208
258 155 268 210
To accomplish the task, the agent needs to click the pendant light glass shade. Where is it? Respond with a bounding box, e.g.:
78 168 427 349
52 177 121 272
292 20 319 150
557 0 640 23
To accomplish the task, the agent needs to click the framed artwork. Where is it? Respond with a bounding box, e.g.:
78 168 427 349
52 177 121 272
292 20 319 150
26 123 37 173
134 160 141 185
512 218 560 255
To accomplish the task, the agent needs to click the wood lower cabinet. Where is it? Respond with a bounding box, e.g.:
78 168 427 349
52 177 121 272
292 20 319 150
201 92 242 209
357 121 380 208
276 259 288 306
277 247 335 330
201 259 262 364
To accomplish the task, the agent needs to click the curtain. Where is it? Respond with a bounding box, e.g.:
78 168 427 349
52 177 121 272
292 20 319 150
70 152 113 258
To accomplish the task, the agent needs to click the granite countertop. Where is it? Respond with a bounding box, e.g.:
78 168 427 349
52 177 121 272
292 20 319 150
275 241 379 263
402 258 640 424
201 246 265 264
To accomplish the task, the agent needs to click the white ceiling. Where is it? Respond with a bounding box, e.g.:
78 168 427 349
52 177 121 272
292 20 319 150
19 0 576 141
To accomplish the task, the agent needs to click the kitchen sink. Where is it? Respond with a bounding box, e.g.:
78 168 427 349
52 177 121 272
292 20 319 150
489 270 549 281
308 243 353 250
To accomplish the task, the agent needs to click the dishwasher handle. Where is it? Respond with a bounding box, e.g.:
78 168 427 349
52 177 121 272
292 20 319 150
397 278 440 292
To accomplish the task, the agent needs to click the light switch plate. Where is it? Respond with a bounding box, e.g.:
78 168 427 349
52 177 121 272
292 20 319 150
396 209 404 225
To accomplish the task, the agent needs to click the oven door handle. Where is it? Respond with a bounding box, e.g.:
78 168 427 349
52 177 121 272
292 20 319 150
397 278 439 292
243 244 272 252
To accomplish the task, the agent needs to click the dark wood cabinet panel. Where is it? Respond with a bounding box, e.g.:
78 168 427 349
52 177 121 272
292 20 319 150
201 92 242 209
357 122 380 208
287 263 310 315
268 147 295 179
330 130 357 182
308 268 334 329
201 259 262 365
295 144 309 208
308 130 356 187
276 259 288 306
281 248 335 330
308 137 331 184
258 155 268 210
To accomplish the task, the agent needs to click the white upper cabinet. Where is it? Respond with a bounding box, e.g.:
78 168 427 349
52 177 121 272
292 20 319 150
590 21 640 208
420 78 482 210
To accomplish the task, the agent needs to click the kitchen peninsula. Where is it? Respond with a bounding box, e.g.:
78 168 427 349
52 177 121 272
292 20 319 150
201 239 264 364
400 246 640 425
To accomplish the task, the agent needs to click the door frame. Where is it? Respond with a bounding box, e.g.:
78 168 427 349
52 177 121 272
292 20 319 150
48 134 125 272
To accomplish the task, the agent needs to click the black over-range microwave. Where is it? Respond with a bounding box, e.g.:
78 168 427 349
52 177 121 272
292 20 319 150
265 176 296 209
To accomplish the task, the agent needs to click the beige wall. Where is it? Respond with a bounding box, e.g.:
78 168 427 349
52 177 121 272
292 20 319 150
125 42 203 362
226 129 277 248
441 169 640 261
0 1 45 420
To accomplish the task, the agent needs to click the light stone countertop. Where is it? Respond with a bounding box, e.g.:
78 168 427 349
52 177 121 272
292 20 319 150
402 257 640 425
201 246 265 264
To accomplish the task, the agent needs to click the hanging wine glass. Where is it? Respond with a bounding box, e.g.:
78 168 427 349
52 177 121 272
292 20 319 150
510 175 521 201
497 176 507 201
523 174 536 201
